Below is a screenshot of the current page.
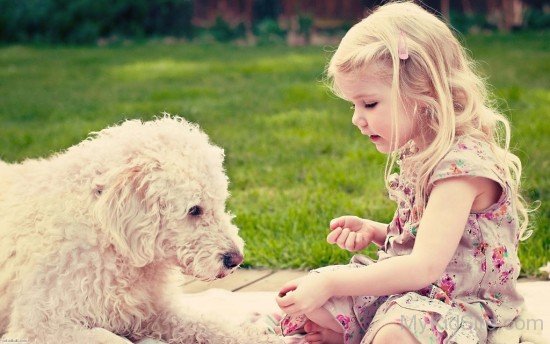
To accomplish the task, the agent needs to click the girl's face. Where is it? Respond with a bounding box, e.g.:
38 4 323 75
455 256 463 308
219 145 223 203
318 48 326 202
334 65 420 154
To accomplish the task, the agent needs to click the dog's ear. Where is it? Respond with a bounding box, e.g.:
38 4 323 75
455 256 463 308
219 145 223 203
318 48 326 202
94 163 161 267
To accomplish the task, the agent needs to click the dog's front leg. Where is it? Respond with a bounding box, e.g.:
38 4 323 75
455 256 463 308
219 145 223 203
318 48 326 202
4 323 132 344
143 310 284 344
5 290 132 344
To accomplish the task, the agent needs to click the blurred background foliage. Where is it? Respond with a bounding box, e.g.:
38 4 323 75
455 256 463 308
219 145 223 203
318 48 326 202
0 0 194 44
0 0 548 45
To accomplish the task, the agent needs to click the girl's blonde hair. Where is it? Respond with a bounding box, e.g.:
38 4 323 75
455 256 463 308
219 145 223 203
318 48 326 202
327 1 531 239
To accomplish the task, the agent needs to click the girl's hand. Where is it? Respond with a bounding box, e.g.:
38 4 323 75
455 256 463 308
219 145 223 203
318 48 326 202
327 216 375 252
275 274 332 315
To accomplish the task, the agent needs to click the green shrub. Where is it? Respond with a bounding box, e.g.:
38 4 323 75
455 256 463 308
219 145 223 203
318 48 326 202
297 14 313 36
208 16 246 42
523 7 550 30
450 11 497 34
0 0 194 44
254 19 286 45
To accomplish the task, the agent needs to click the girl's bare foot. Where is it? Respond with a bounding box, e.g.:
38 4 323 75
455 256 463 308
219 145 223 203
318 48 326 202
304 320 344 344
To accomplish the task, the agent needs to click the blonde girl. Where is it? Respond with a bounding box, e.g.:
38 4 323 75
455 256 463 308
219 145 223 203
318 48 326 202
276 1 530 343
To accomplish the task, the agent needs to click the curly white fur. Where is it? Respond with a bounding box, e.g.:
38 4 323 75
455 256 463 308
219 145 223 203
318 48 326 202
0 115 283 344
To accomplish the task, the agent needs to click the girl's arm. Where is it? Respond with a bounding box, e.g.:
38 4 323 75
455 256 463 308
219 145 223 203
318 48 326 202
327 216 388 250
363 219 388 247
278 176 489 316
325 176 480 297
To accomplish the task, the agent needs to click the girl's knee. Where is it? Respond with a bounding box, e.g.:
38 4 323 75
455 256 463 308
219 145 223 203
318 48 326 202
372 323 419 344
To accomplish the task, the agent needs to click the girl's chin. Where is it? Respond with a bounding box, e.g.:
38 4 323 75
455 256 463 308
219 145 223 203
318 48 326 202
371 140 403 154
371 142 391 154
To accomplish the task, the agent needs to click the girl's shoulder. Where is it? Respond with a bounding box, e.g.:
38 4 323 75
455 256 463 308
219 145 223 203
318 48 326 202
451 135 494 157
429 135 507 188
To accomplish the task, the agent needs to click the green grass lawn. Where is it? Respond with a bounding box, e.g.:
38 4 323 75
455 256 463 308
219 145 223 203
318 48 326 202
0 31 548 277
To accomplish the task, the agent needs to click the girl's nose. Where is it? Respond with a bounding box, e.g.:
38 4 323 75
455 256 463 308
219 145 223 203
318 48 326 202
352 111 367 128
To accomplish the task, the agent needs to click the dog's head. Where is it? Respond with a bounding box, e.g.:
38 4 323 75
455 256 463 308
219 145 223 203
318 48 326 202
89 115 244 280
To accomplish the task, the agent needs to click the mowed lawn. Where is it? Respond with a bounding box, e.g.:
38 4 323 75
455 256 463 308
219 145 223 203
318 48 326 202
0 31 548 277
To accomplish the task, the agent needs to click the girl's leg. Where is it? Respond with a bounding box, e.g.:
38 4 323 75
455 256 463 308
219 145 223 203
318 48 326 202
304 321 344 344
304 308 344 344
371 323 420 344
305 307 342 333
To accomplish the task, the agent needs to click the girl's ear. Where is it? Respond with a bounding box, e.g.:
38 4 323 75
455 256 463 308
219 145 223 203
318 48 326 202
412 100 432 119
94 163 161 267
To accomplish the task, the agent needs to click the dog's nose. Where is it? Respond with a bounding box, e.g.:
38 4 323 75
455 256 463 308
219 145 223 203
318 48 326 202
222 252 243 269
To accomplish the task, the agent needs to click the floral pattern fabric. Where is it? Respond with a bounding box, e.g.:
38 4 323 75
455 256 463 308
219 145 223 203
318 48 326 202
281 136 523 344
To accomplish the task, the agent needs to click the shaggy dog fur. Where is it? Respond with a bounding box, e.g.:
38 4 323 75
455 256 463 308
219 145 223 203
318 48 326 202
0 116 282 344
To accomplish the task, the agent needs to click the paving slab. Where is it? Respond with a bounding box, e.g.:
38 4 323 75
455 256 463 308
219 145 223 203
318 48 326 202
516 280 550 339
181 268 273 293
237 270 307 292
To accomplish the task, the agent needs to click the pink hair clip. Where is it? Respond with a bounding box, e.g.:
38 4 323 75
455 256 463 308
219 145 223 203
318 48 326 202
398 30 409 60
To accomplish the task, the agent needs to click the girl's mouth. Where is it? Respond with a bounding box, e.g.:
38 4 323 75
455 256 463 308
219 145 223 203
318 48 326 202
369 135 381 141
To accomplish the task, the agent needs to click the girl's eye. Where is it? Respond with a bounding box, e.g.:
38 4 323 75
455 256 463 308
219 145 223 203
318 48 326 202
188 205 203 216
350 102 377 110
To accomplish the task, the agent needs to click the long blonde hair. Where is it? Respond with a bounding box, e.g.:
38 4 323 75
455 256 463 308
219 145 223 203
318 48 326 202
326 1 531 239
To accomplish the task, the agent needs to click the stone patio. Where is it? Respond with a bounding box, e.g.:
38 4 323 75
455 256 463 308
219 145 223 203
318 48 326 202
182 269 550 339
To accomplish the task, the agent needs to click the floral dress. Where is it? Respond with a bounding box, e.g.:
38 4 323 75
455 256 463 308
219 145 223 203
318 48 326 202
280 136 524 344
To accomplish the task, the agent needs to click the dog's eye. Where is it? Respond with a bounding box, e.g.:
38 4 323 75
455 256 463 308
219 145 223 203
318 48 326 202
188 205 203 216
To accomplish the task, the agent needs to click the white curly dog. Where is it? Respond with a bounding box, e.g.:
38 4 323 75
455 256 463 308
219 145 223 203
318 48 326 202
0 116 282 344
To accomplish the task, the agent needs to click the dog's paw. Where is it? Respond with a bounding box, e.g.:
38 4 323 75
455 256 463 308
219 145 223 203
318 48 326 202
238 322 285 343
263 334 287 344
248 312 283 335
